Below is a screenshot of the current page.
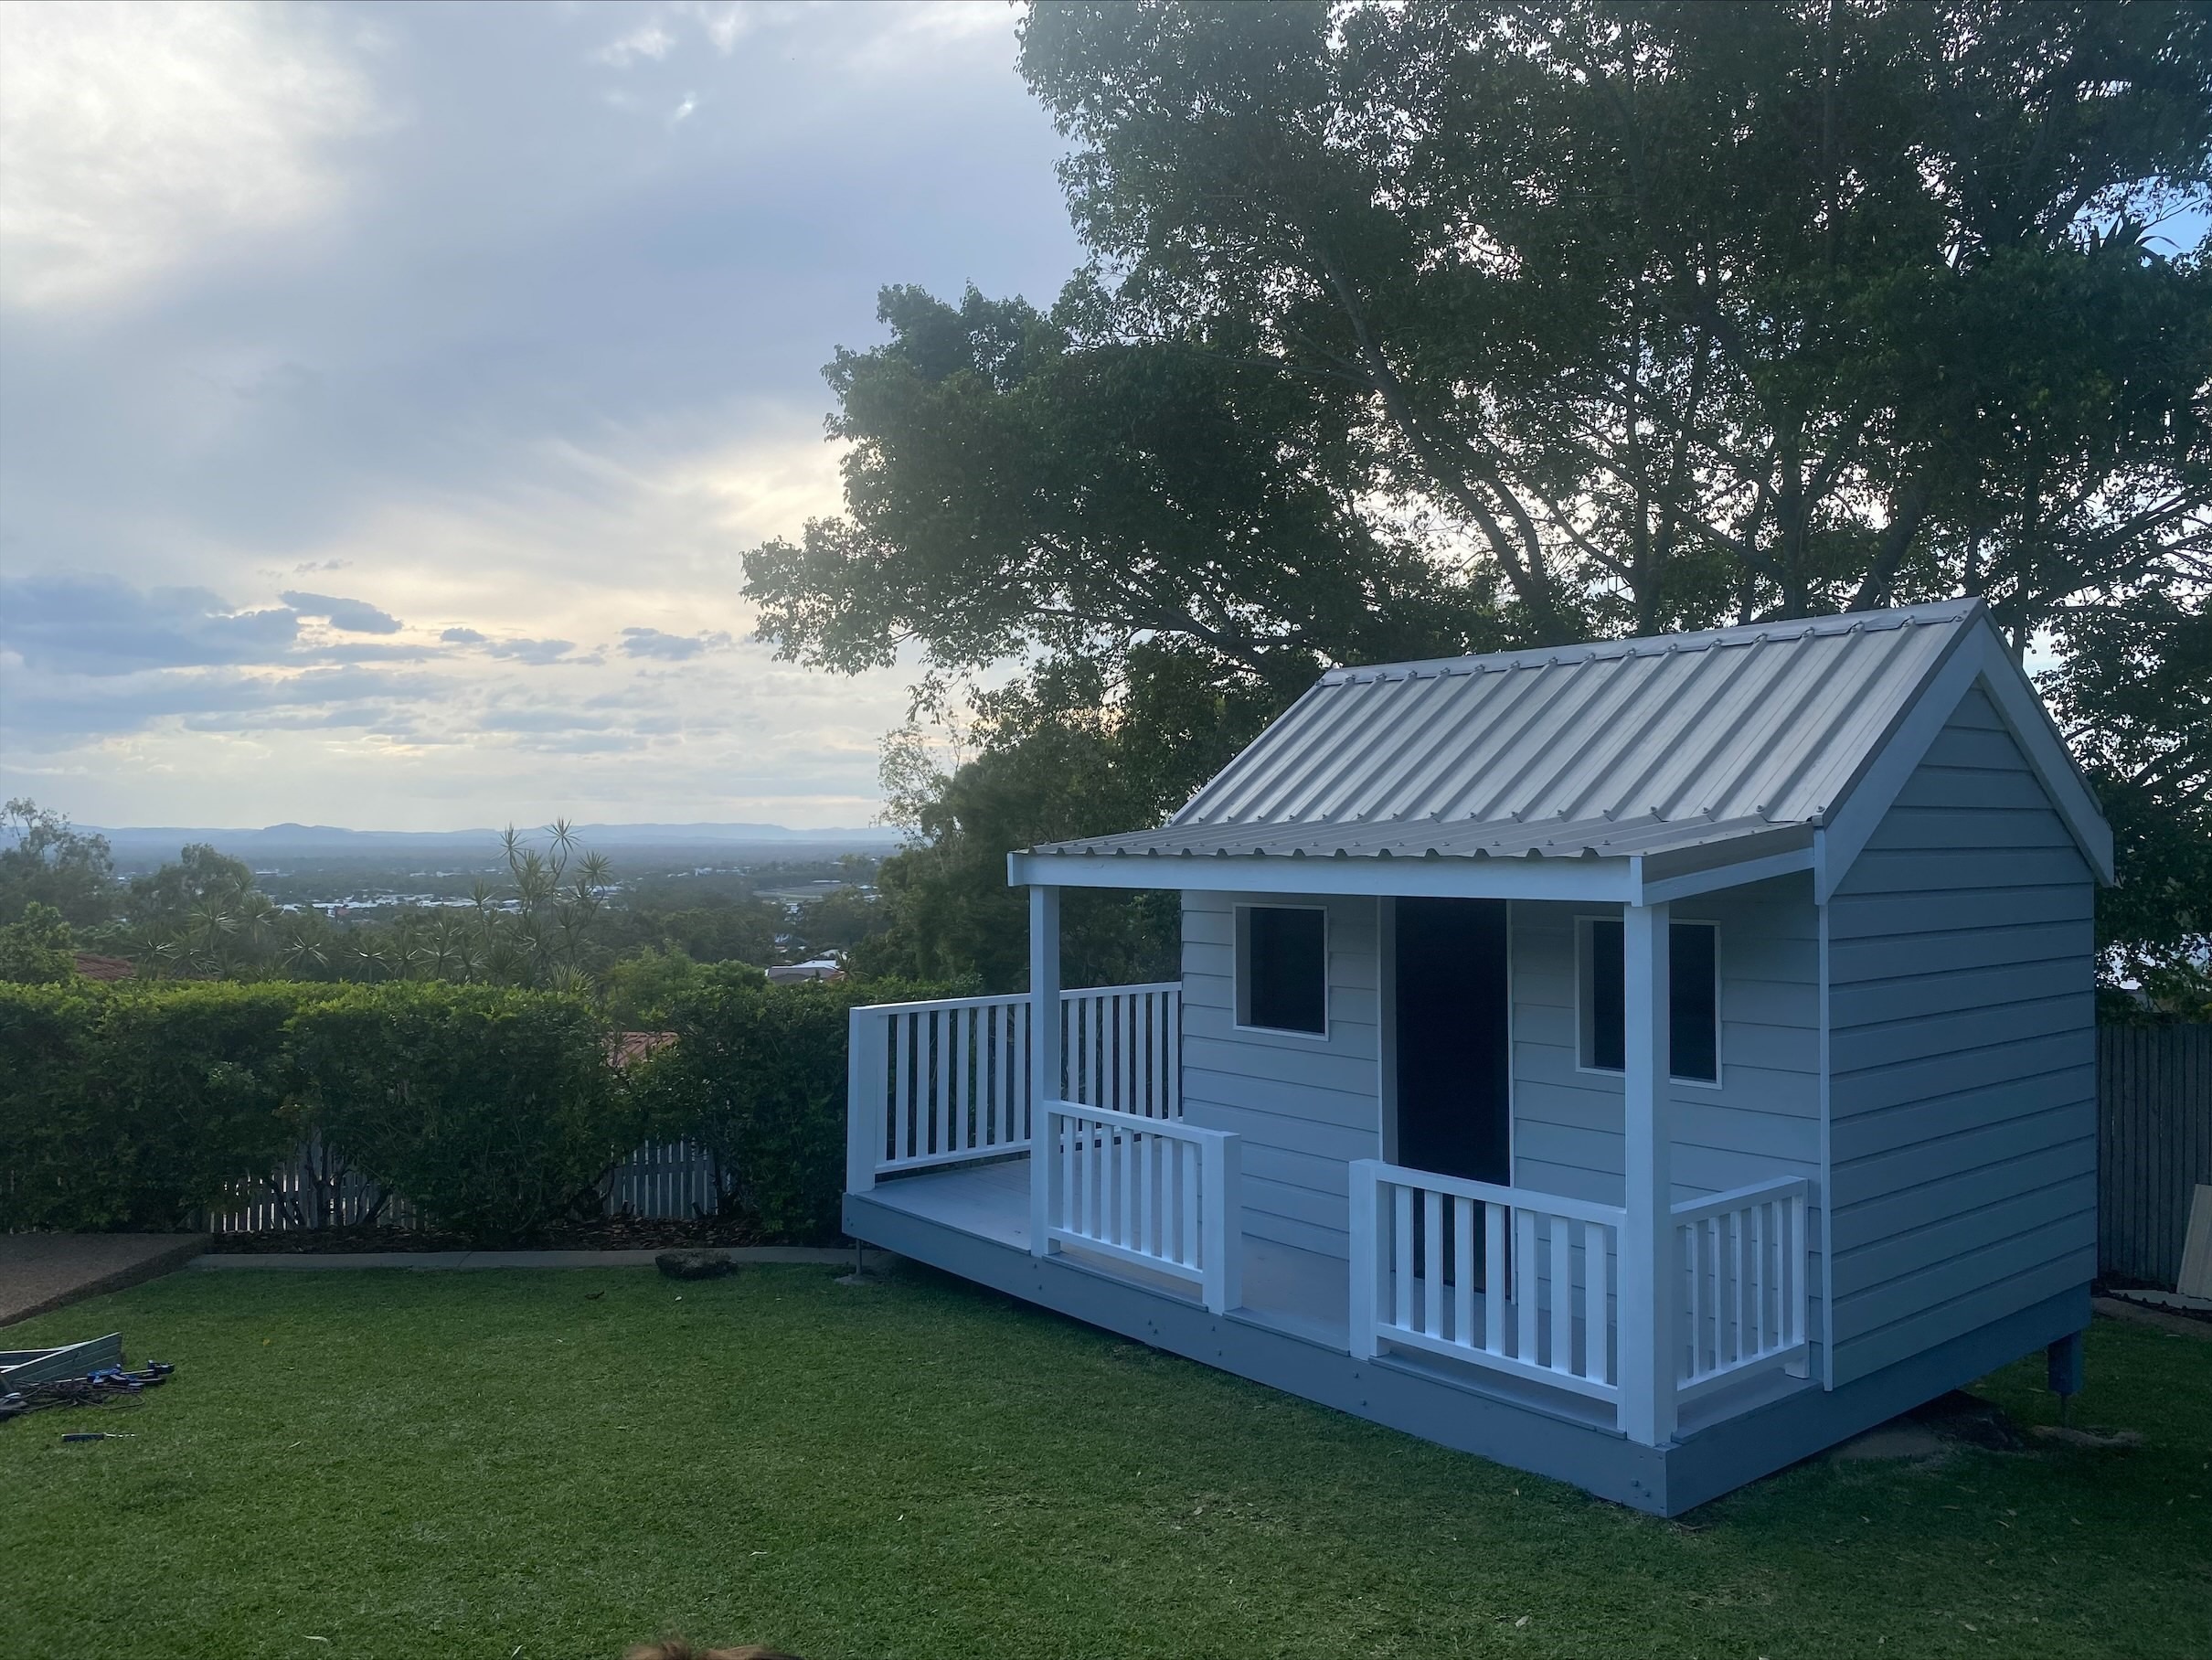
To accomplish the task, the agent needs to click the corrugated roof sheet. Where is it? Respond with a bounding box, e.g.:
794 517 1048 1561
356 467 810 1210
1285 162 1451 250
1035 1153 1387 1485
1034 599 1986 867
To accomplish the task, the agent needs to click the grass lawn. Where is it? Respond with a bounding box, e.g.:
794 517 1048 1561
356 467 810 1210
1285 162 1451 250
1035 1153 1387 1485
2 1264 2206 1659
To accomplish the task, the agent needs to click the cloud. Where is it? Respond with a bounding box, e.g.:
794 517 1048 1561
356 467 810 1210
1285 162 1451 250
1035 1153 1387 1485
485 637 583 665
1 575 300 675
619 626 732 661
0 2 1081 827
0 2 379 309
279 591 404 634
593 20 675 68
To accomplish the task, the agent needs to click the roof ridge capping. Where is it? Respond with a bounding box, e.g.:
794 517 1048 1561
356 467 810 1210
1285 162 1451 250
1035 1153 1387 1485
1320 596 1985 686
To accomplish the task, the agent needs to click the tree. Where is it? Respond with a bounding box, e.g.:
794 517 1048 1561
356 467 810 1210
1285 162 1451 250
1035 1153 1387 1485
0 800 116 928
0 901 79 985
2039 587 2212 1013
745 1 2212 987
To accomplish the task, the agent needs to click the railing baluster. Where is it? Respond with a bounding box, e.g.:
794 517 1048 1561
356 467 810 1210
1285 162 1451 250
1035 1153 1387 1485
1392 1184 1414 1331
1452 1196 1474 1348
1549 1217 1572 1375
1422 1189 1443 1337
1515 1208 1537 1364
1484 1201 1505 1355
1587 1222 1611 1387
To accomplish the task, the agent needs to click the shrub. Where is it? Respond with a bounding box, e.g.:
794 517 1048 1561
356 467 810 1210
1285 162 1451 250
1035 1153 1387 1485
640 974 948 1243
0 902 79 985
0 981 308 1230
288 984 638 1245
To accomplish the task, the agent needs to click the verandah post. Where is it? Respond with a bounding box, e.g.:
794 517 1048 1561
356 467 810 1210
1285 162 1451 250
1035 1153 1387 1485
1347 1159 1381 1359
1029 885 1062 1260
1201 1132 1243 1315
1620 900 1677 1446
845 1006 879 1197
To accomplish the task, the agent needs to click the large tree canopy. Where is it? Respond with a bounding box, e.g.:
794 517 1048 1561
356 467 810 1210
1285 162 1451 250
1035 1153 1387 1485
746 1 2212 997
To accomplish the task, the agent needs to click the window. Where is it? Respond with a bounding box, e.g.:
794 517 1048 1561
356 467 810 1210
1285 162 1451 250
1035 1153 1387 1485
1238 905 1327 1036
1577 917 1720 1083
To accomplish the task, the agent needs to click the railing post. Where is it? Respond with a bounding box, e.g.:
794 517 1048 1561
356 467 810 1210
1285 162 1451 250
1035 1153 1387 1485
1620 900 1677 1446
1202 1131 1242 1314
846 1006 879 1197
1785 1189 1810 1378
1029 888 1062 1260
1348 1159 1380 1360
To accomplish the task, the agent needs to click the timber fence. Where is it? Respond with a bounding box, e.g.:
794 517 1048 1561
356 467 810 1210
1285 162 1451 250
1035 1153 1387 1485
2099 1023 2212 1291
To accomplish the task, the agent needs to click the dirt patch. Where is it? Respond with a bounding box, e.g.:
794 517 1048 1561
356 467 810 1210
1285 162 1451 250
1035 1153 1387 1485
1830 1391 2026 1463
0 1234 207 1327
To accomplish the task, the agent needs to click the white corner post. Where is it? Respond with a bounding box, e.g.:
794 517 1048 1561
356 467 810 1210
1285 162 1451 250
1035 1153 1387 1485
1620 901 1677 1447
845 1005 879 1197
1028 885 1062 1260
1201 1131 1244 1315
1347 1158 1381 1359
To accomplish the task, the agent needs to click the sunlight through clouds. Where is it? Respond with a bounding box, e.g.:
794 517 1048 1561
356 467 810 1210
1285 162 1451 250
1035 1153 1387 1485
0 2 380 310
0 1 1079 828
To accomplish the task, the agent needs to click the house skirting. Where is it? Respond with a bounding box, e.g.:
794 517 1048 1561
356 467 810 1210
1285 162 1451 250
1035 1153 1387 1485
846 1190 2090 1516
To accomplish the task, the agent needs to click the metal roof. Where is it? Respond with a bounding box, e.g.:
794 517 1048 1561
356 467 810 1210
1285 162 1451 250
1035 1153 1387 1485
1033 599 1997 870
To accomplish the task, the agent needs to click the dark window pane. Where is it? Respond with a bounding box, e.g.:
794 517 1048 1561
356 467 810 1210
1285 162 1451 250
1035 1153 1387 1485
1589 917 1624 1071
1670 922 1718 1081
1246 907 1326 1034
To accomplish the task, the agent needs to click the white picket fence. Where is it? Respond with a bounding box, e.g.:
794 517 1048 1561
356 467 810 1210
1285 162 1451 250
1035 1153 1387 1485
202 1137 728 1234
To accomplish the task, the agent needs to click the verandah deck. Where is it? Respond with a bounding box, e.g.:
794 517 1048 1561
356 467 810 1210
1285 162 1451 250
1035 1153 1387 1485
859 1152 1812 1442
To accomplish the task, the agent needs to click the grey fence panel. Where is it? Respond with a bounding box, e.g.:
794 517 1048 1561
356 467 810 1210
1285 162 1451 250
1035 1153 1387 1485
203 1138 727 1234
2099 1024 2212 1290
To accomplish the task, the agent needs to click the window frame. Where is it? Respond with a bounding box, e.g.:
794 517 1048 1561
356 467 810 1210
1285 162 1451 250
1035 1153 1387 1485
1233 901 1331 1041
1573 913 1723 1088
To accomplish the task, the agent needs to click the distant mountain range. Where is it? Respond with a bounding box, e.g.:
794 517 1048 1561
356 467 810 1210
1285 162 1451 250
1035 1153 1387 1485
86 821 902 860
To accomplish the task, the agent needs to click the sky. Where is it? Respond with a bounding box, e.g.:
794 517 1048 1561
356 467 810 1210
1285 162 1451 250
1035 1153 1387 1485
0 1 1081 830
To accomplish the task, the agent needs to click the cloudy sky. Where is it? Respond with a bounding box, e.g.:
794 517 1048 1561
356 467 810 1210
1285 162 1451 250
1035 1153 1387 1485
0 1 1079 829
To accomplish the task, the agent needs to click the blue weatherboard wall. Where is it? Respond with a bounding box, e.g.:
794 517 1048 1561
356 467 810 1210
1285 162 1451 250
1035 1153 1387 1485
1179 891 1384 1261
1824 682 2099 1387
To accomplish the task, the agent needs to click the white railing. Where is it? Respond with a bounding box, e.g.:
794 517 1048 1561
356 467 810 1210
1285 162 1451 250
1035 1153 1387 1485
1350 1159 1626 1411
847 983 1180 1187
1035 1100 1241 1314
1061 983 1181 1117
1674 1176 1809 1399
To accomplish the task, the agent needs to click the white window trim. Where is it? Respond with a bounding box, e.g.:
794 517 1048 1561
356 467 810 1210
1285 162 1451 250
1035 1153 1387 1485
1573 912 1723 1088
1233 901 1331 1041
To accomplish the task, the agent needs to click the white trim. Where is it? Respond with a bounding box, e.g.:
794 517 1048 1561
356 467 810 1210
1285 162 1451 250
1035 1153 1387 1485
1010 849 1640 901
1638 846 1813 904
1816 893 1835 1392
1573 911 1722 1087
1817 622 2115 899
1379 898 1517 1186
1376 897 1398 1165
1505 899 1518 1189
1232 901 1331 1040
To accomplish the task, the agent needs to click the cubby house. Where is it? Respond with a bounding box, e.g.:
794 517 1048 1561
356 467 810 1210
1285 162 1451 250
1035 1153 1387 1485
843 598 2111 1514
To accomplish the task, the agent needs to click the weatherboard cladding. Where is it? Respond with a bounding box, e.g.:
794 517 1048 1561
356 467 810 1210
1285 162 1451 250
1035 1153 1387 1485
1033 600 1980 866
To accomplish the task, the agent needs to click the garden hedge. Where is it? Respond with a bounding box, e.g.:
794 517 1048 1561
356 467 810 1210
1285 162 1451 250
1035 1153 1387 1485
0 975 942 1244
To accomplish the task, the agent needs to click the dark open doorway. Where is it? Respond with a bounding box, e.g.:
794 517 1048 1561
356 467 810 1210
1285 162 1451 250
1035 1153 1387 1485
1393 897 1512 1185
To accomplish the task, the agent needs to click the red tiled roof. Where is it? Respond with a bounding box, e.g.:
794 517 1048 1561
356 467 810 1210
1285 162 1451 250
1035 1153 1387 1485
72 953 136 983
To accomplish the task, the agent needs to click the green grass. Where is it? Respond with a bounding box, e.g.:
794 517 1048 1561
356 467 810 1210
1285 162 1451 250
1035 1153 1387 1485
2 1266 2206 1660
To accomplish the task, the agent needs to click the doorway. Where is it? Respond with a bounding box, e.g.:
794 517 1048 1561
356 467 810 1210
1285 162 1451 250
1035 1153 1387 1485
1392 897 1512 1186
